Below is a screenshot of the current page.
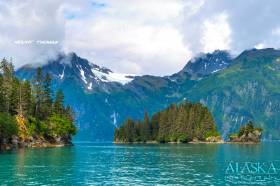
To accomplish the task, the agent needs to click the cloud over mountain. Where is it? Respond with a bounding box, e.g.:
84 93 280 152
1 0 280 75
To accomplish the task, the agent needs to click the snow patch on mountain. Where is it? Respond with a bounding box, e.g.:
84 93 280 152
111 111 117 127
59 66 65 80
87 82 92 90
91 68 134 85
79 66 87 84
211 69 222 73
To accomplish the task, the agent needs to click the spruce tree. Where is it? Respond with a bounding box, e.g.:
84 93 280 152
65 105 74 122
10 78 20 115
143 111 150 141
42 73 52 119
0 75 5 112
20 80 32 116
53 90 65 116
150 113 159 140
0 58 15 114
33 67 44 120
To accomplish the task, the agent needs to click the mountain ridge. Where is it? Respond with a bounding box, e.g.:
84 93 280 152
16 48 280 141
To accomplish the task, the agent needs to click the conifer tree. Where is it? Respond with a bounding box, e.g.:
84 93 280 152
53 90 65 115
0 58 15 113
0 75 5 112
19 80 32 116
65 105 74 122
42 73 52 119
10 78 20 115
143 111 150 140
33 67 44 120
150 113 159 140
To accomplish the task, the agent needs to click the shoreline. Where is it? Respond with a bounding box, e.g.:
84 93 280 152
0 141 73 151
1 140 262 150
113 140 261 145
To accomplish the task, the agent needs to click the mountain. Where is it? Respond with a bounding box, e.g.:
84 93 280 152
16 48 280 141
16 53 182 141
17 53 134 92
185 48 280 139
178 50 233 79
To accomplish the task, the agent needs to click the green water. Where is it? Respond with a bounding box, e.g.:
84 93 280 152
1 142 280 185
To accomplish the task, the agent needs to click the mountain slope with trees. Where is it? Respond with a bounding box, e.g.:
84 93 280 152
185 48 280 139
0 59 76 150
15 48 280 141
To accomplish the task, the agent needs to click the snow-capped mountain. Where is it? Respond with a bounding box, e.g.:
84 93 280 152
180 50 233 79
17 52 135 92
16 52 184 141
18 50 230 93
16 48 280 141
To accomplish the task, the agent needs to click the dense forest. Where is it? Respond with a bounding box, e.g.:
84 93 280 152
0 58 76 149
114 102 220 143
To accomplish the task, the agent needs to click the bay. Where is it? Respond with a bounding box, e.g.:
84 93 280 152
1 142 280 185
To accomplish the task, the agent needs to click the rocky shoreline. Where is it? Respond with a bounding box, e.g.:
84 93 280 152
113 140 261 145
114 135 262 144
0 135 73 151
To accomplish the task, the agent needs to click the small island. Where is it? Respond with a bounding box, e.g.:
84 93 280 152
114 102 222 143
114 102 263 144
0 59 77 150
228 121 262 143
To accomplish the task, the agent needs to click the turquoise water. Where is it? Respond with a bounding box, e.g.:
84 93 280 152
1 142 280 185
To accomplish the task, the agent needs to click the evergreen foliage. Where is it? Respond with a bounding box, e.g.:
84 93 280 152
0 58 76 145
114 102 219 143
237 121 262 137
0 112 18 139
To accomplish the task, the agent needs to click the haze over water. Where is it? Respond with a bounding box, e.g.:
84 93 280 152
1 142 280 185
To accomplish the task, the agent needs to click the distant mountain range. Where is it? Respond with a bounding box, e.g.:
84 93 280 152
16 48 280 141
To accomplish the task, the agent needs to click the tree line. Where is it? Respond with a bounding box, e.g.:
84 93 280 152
114 102 220 143
0 58 76 143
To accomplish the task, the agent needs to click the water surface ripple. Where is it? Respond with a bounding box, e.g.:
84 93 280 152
0 142 280 185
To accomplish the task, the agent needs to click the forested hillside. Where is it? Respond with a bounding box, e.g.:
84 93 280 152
0 58 76 150
16 48 280 141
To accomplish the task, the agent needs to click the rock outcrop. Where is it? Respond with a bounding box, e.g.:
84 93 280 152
228 121 262 143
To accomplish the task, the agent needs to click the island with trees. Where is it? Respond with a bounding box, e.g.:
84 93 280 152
228 121 262 143
0 59 76 150
114 102 263 144
114 102 222 143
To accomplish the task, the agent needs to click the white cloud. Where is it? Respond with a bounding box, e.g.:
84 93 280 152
0 0 65 66
254 43 265 49
182 0 280 56
63 0 191 75
201 12 231 53
272 27 280 36
1 0 280 75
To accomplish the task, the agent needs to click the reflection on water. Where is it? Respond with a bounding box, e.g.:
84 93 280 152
0 142 279 185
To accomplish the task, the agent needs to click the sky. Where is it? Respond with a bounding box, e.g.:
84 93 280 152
1 0 280 75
